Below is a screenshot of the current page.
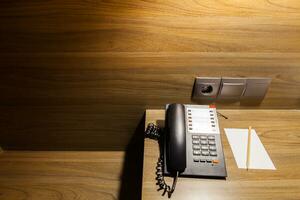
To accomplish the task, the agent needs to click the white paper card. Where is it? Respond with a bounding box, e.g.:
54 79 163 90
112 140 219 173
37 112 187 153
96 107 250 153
224 128 276 170
187 107 219 134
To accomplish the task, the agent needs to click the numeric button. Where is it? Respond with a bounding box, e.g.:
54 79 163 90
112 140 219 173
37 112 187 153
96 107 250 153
200 135 207 140
208 136 215 140
192 140 200 145
209 146 217 151
201 146 208 150
201 151 209 156
193 150 201 155
200 140 208 145
210 151 217 156
192 135 199 139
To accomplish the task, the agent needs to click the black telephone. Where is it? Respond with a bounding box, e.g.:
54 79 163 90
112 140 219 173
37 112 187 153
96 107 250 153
145 104 227 198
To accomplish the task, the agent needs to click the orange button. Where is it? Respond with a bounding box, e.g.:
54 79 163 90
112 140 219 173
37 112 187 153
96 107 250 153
212 159 219 164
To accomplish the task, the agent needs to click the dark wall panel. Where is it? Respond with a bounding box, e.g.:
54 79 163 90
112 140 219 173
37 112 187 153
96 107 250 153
0 1 299 150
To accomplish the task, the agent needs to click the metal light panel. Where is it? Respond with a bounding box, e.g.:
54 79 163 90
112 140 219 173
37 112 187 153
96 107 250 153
218 78 246 101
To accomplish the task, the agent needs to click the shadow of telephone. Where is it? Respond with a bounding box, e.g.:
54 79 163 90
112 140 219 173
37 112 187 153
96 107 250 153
145 104 227 198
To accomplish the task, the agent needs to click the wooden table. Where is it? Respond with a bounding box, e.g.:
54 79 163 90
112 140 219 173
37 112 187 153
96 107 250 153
0 151 124 200
142 109 300 200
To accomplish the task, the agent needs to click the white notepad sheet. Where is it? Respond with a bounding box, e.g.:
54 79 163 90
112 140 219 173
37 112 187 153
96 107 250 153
224 128 276 170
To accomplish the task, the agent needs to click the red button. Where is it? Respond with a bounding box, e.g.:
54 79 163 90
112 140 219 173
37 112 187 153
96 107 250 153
212 159 219 164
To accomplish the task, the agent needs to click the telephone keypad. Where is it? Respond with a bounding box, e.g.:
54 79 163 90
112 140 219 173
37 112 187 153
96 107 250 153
192 134 218 162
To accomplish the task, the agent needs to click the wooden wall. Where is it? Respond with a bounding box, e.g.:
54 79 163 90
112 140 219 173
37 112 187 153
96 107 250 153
0 0 299 150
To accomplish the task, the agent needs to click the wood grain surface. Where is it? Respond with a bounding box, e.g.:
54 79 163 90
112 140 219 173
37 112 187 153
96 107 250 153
142 109 300 200
0 151 124 200
0 0 300 150
0 109 299 200
0 0 300 52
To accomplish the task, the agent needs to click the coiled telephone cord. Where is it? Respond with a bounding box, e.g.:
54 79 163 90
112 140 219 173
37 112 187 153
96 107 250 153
145 123 178 198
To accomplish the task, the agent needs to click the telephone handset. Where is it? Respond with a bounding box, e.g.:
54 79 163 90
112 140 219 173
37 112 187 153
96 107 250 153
165 104 186 174
145 103 227 198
